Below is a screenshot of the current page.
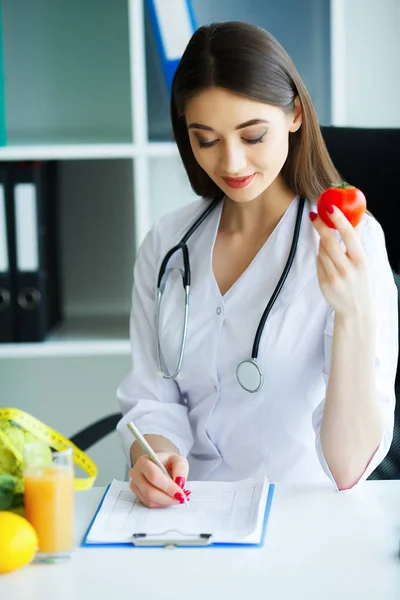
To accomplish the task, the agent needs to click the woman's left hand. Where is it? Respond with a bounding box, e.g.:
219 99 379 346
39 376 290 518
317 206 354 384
309 205 373 318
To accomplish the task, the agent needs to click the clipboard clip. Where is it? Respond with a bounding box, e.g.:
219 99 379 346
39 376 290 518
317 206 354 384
132 530 213 547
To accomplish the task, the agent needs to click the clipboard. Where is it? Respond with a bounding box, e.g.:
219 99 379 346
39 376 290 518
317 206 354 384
132 532 213 547
81 482 275 549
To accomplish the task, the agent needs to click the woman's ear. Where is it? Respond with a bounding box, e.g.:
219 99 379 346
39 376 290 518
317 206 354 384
288 96 303 132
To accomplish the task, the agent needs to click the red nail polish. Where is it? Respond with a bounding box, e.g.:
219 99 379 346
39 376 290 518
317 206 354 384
309 211 317 222
184 489 191 496
327 204 334 214
175 476 185 489
174 492 185 504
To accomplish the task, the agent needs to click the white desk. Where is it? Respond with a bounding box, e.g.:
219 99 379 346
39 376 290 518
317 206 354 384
1 481 400 600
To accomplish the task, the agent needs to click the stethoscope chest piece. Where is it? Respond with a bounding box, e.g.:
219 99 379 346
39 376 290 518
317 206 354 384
236 359 264 393
157 196 305 393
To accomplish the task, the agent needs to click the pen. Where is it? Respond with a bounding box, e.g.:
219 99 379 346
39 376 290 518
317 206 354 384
127 421 189 506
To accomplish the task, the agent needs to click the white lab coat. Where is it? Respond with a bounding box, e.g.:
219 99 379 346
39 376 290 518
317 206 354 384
116 196 398 488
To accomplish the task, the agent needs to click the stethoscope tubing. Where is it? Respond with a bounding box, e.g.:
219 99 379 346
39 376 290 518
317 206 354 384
156 196 305 389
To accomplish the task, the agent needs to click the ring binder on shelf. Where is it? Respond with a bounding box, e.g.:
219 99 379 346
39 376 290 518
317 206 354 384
145 0 197 92
11 161 62 342
132 531 213 547
0 164 15 342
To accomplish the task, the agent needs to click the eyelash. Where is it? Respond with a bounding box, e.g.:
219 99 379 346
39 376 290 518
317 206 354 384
198 132 267 149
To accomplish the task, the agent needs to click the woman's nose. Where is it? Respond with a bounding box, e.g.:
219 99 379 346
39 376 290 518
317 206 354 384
219 141 247 175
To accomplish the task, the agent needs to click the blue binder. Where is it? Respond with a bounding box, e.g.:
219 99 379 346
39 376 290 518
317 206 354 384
81 482 275 549
145 0 197 93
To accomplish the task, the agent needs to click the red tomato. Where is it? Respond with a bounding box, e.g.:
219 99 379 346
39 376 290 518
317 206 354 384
317 182 366 229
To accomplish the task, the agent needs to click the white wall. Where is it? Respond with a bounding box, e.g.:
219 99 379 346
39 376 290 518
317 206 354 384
0 355 131 486
331 0 400 127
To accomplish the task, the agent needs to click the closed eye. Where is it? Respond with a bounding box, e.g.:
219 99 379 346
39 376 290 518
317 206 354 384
244 132 267 144
197 131 267 149
198 139 218 148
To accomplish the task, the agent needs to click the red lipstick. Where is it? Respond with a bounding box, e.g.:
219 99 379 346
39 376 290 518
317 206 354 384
222 174 256 189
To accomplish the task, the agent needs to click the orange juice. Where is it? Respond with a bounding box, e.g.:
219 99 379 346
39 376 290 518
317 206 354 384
24 466 74 554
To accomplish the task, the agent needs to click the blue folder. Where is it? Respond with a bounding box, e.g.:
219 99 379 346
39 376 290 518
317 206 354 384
81 482 275 549
145 0 197 93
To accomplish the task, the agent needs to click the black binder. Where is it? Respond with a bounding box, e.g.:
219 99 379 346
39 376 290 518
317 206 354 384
11 161 62 342
0 164 15 342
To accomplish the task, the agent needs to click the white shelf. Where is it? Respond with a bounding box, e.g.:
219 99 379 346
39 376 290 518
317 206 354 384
2 0 133 153
0 143 137 161
0 316 131 358
0 142 179 161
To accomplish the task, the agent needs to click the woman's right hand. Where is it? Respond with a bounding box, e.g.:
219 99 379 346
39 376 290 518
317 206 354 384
129 452 190 508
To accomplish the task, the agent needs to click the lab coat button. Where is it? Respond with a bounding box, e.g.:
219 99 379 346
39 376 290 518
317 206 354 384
216 307 222 315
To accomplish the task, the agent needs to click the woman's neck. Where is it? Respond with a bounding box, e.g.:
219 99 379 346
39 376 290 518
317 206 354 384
219 177 297 237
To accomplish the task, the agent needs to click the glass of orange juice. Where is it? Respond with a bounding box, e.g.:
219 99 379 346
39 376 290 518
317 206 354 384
23 443 74 562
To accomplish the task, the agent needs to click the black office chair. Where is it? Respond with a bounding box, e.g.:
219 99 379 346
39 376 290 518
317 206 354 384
321 125 400 479
69 413 121 451
368 270 400 480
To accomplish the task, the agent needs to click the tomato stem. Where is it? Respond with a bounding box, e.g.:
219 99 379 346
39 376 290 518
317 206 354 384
332 181 354 189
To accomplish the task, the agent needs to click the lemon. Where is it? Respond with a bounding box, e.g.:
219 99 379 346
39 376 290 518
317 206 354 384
0 511 38 574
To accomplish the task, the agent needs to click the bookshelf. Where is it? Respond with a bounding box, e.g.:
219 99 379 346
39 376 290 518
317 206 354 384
0 316 130 358
0 0 191 361
0 0 333 484
0 0 334 361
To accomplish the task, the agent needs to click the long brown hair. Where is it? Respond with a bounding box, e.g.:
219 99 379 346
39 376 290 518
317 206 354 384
171 21 341 202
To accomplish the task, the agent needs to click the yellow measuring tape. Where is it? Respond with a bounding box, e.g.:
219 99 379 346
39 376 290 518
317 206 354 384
0 408 97 490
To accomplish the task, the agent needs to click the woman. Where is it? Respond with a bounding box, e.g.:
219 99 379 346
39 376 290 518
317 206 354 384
116 22 398 507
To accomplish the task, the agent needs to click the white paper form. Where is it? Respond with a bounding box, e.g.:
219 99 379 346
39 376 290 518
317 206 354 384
85 478 270 545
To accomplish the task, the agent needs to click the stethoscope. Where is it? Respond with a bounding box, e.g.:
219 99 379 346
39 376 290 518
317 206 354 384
156 196 305 393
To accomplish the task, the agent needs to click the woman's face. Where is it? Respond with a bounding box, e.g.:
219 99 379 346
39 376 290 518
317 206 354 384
185 87 302 202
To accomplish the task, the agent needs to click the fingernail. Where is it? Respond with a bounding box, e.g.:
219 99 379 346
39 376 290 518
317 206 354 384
184 489 191 496
309 211 317 222
174 492 186 504
327 204 334 214
175 476 185 489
